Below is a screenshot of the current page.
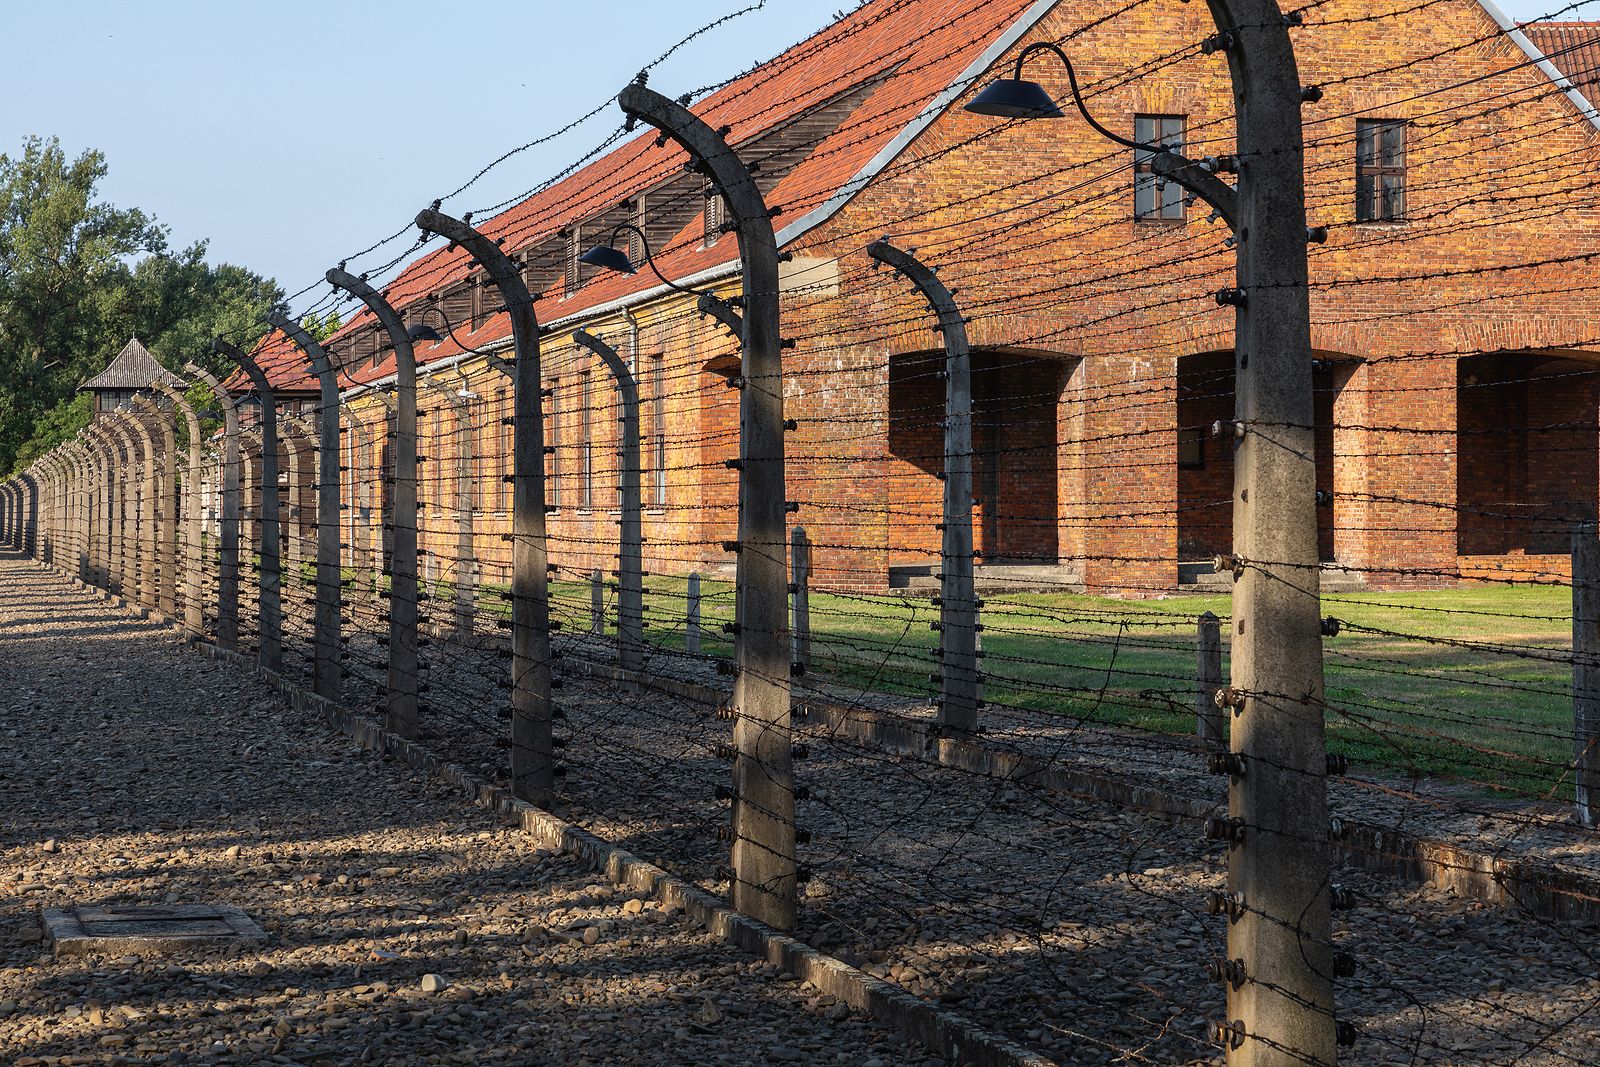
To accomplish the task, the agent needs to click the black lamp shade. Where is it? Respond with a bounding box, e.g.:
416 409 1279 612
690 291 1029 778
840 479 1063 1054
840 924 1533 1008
964 78 1065 119
579 243 637 275
407 322 443 344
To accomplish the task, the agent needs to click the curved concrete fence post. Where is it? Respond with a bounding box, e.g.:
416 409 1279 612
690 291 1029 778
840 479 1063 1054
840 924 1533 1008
121 406 160 614
153 382 206 637
133 395 179 620
416 206 553 806
227 340 283 673
187 363 243 652
573 329 643 674
267 311 344 701
616 82 795 928
420 372 475 640
320 273 419 735
103 415 138 601
866 240 979 734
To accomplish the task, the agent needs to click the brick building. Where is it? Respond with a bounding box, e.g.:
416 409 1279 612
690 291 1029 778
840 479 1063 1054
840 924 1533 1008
242 0 1600 595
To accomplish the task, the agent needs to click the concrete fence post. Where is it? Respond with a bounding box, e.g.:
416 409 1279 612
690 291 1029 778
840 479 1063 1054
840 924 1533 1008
791 526 810 675
187 363 242 652
270 313 348 701
416 207 555 806
574 329 643 673
421 371 478 637
228 342 284 673
1574 523 1600 828
1197 610 1224 745
962 8 1337 1057
866 239 978 733
126 413 159 614
313 278 418 726
155 383 207 637
133 397 179 620
619 82 796 929
590 568 605 635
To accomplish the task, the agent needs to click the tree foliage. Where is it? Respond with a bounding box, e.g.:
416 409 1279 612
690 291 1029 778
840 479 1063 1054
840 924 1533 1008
0 136 282 475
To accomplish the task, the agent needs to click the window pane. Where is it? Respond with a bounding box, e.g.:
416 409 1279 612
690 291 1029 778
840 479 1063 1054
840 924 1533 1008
1160 117 1183 149
1135 116 1155 143
1135 173 1157 217
1381 174 1405 219
1380 122 1405 167
1161 177 1184 218
1356 121 1377 167
1356 174 1375 222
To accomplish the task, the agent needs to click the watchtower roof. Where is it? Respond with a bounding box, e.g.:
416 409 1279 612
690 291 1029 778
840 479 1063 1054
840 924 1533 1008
80 338 185 392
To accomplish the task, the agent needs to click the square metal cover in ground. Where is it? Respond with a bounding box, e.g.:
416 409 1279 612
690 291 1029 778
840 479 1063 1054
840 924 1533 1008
41 904 266 956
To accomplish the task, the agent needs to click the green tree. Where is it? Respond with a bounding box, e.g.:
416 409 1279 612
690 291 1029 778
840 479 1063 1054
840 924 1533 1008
0 136 283 474
12 392 92 469
0 136 166 472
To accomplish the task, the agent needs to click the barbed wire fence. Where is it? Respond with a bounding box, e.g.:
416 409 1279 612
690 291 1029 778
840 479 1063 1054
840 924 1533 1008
9 0 1600 1062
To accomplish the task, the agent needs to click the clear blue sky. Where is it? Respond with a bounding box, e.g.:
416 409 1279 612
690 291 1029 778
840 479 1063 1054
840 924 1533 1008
1 0 1582 315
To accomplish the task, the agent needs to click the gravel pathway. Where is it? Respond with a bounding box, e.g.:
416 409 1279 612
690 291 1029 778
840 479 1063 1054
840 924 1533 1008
0 559 935 1067
329 626 1600 1065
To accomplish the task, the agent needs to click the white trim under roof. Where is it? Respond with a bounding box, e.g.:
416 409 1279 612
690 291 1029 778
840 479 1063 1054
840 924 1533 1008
1476 0 1600 131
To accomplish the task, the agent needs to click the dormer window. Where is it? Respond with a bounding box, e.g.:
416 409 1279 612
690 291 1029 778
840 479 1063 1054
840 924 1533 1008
563 227 581 296
703 179 724 247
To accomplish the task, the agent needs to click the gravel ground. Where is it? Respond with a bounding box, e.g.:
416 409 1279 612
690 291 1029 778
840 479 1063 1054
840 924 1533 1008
0 559 938 1067
324 622 1600 1065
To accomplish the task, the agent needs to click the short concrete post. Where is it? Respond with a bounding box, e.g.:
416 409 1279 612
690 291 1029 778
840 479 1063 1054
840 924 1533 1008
1197 610 1224 745
687 571 702 655
270 311 347 702
591 569 605 634
1574 523 1600 827
573 329 643 673
867 239 978 734
187 363 242 652
791 526 810 674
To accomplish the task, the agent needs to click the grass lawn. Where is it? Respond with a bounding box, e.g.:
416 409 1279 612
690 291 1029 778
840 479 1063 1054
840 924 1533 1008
543 576 1575 797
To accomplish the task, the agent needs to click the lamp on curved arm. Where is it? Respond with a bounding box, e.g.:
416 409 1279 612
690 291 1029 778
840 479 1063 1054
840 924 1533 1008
407 303 500 354
964 41 1239 228
580 223 736 304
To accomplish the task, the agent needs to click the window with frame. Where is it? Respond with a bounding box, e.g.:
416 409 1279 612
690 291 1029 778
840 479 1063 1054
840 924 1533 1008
1177 427 1205 469
649 353 667 507
1134 115 1186 221
1356 119 1406 222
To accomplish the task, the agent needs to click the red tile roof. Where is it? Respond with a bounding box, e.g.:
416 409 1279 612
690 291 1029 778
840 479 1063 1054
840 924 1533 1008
1521 21 1600 110
252 0 1042 391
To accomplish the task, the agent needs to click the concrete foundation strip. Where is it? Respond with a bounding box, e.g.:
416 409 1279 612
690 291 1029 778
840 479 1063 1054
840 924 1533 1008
33 564 1050 1067
558 653 1600 925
